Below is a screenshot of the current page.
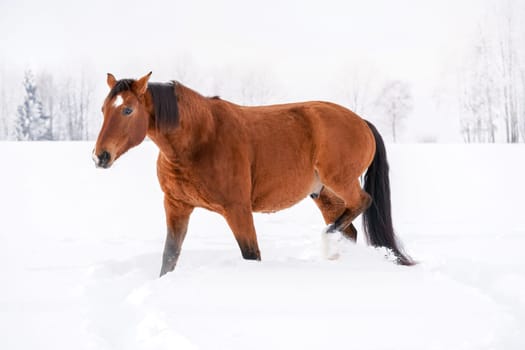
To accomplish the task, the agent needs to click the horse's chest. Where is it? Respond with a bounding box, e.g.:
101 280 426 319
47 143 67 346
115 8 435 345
158 166 216 209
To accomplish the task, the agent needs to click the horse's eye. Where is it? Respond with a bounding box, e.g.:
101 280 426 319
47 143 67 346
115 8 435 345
123 107 133 116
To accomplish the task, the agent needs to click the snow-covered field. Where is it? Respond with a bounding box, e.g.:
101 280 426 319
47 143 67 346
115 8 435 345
1 141 524 349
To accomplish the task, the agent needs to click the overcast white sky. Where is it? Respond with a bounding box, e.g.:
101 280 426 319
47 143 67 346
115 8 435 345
0 0 498 140
0 0 488 76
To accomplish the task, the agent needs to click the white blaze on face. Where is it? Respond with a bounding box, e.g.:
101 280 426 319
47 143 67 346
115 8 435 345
113 95 124 108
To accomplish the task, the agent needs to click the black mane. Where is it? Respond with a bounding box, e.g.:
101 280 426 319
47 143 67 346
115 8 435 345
149 82 179 130
109 79 179 130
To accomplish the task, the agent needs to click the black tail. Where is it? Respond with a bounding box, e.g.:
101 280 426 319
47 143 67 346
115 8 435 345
363 120 414 266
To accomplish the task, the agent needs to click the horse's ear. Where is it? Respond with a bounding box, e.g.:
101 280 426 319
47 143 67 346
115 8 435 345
134 71 152 96
107 73 117 89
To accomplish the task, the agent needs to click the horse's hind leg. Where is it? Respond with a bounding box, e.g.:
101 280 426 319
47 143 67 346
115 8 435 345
317 181 372 238
312 187 358 241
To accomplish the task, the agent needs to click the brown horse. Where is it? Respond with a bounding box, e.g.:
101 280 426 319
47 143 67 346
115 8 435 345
93 72 413 276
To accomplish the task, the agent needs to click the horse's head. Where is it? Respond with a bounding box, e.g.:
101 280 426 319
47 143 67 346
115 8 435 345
93 72 152 168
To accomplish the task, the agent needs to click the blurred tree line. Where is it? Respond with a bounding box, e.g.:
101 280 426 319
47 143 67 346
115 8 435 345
0 0 524 143
458 1 525 143
0 65 413 143
6 70 94 141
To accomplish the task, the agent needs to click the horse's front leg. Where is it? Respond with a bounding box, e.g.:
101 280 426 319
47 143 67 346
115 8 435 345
223 204 261 261
160 196 194 277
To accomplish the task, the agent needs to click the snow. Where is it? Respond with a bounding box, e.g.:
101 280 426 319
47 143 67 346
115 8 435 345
1 141 524 349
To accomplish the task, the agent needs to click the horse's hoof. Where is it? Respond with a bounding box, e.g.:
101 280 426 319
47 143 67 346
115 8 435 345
325 223 338 234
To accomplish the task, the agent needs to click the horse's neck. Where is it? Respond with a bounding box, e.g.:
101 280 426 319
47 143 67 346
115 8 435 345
148 85 215 160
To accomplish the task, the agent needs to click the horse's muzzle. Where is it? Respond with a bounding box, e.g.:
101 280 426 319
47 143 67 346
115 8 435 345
92 150 111 169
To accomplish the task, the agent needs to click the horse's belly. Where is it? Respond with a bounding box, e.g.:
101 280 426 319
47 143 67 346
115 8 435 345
251 172 318 213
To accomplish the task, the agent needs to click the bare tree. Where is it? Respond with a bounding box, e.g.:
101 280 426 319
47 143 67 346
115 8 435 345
459 27 499 143
78 72 93 140
460 80 488 143
50 73 94 140
375 80 412 142
520 68 525 139
36 71 57 139
61 78 84 140
0 63 13 140
497 2 520 143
